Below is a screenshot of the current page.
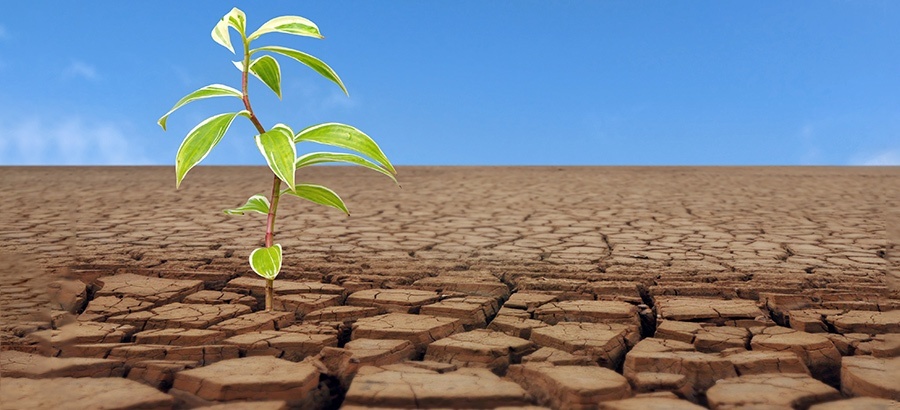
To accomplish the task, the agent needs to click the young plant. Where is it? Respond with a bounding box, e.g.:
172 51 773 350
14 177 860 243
159 8 397 311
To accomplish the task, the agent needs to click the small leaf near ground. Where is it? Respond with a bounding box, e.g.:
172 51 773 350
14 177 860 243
249 244 282 280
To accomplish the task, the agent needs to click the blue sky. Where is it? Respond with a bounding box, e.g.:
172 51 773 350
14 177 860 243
1 1 898 166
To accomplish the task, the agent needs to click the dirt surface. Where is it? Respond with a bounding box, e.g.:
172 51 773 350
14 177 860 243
1 166 898 409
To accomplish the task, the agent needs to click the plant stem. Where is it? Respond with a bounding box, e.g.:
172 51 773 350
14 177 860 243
242 38 281 312
265 278 274 312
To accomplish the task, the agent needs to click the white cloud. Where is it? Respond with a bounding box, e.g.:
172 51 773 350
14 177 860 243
856 150 900 166
64 61 98 81
0 117 150 165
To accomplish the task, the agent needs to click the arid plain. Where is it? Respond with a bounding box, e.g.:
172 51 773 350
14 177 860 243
1 166 897 409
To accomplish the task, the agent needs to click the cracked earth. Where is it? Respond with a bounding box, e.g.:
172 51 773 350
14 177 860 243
1 166 898 409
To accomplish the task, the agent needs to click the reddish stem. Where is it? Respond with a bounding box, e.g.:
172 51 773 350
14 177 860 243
241 41 282 311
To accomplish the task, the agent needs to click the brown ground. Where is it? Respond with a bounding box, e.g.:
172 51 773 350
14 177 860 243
1 166 898 409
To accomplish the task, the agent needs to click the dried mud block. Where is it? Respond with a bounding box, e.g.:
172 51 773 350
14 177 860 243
724 350 810 376
344 338 416 366
127 359 198 389
841 356 900 400
281 323 342 336
787 309 845 333
505 292 559 311
223 277 344 304
389 360 458 373
26 321 135 356
94 273 203 304
523 347 596 366
194 401 289 410
330 273 416 293
0 350 126 378
597 396 705 410
826 333 900 357
56 342 130 358
809 397 900 409
497 306 533 319
346 288 441 313
649 282 739 299
81 295 155 321
706 373 840 409
530 322 639 369
420 296 499 329
626 372 688 394
134 328 227 346
759 292 819 325
515 277 592 299
655 321 750 353
623 338 736 399
425 329 536 374
182 290 257 309
655 296 768 325
110 302 251 331
162 270 234 290
587 281 645 304
860 333 900 358
352 313 464 355
272 293 341 317
534 300 640 328
303 306 380 324
343 365 531 408
0 377 175 410
47 279 87 313
108 344 238 366
50 309 77 328
831 310 900 334
751 326 842 385
508 364 632 409
223 331 337 361
628 337 696 354
488 315 549 339
171 356 322 407
413 275 511 299
208 311 295 337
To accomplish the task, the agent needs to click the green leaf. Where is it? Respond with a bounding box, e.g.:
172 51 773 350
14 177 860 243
252 46 347 95
283 184 350 215
255 124 296 190
248 55 282 99
158 84 242 131
175 111 248 188
223 194 270 215
295 152 398 185
225 7 247 36
247 15 322 41
211 7 247 54
294 123 396 175
249 244 282 280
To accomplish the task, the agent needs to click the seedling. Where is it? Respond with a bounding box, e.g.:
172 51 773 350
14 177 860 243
159 8 397 311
